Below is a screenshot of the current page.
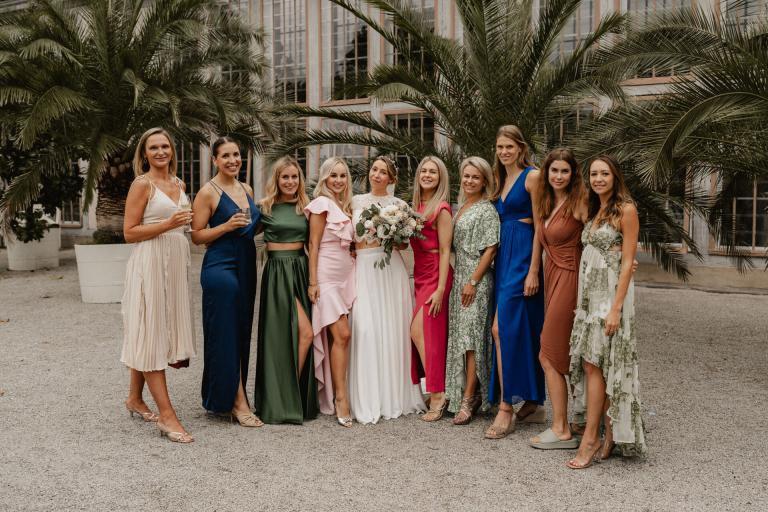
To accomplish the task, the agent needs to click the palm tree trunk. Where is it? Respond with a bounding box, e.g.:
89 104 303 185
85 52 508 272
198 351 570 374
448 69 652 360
95 154 134 239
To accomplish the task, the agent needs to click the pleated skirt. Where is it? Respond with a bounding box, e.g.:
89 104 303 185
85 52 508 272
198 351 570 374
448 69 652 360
349 247 425 424
121 231 196 372
255 250 318 424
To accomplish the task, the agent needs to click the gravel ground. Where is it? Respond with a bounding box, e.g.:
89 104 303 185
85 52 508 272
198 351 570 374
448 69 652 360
1 252 767 512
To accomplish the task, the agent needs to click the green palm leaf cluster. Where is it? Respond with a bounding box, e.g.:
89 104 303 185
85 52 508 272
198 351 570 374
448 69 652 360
0 0 269 240
274 0 626 196
577 5 768 271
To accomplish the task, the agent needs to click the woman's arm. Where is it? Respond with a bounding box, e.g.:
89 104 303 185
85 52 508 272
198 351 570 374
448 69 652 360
604 203 639 337
461 244 498 308
425 208 453 316
307 212 327 304
524 169 543 296
123 180 191 243
190 185 248 245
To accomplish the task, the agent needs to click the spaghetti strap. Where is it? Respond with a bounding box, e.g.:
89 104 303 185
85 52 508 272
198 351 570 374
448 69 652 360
136 174 157 200
208 180 224 196
237 180 251 198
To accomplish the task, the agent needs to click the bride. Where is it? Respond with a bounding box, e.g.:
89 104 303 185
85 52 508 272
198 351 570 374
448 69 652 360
349 156 426 424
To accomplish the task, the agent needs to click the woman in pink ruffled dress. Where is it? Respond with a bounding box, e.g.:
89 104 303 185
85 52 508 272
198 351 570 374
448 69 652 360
305 157 356 427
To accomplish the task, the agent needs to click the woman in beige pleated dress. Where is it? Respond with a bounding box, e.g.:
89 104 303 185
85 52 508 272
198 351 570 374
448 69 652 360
121 127 197 443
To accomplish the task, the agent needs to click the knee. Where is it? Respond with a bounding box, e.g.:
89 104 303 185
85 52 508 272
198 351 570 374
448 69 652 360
491 323 500 341
539 352 554 373
300 327 314 347
583 361 601 376
334 328 351 348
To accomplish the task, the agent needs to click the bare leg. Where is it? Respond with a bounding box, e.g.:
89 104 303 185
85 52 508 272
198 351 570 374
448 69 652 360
532 355 572 443
490 311 513 430
464 351 478 398
599 397 615 460
295 298 314 375
411 307 445 410
232 377 251 416
328 315 351 418
143 370 188 435
125 369 155 415
568 361 605 467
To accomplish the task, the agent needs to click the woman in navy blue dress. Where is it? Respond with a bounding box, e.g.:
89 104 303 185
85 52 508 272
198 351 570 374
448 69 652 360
485 125 546 439
191 136 263 427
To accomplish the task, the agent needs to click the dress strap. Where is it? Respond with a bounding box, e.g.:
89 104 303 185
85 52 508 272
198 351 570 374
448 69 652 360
136 174 157 200
208 180 224 196
237 180 251 198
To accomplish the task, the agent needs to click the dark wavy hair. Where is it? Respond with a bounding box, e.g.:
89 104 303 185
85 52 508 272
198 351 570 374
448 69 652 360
536 147 584 220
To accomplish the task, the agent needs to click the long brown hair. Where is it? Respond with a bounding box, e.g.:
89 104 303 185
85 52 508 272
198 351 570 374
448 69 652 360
132 127 178 176
587 154 634 229
260 155 310 216
536 148 584 220
491 124 532 201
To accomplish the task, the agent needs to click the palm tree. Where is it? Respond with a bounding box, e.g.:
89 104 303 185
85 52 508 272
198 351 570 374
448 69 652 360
576 5 768 271
0 0 269 241
274 0 626 196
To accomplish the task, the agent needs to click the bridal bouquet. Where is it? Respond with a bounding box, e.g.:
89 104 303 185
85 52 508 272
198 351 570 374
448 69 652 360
355 202 425 269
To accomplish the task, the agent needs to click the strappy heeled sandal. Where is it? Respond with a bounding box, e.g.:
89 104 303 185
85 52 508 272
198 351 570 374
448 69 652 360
484 407 516 439
125 402 159 422
452 394 481 425
233 411 264 428
421 398 449 422
157 422 194 444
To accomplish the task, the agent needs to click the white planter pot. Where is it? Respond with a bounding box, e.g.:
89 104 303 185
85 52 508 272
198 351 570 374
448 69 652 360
74 243 134 303
6 227 61 271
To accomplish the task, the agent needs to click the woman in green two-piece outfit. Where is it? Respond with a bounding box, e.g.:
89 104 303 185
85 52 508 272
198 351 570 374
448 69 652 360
254 156 318 424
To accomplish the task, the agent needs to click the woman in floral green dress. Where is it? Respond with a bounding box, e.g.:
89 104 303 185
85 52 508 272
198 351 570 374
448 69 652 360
568 155 647 469
445 157 500 424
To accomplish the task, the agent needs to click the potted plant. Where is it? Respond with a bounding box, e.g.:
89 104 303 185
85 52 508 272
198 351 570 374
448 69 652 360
0 138 83 271
0 0 270 301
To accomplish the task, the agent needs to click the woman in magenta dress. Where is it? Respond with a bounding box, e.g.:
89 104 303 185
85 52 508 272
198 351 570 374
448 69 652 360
306 157 356 427
410 156 454 421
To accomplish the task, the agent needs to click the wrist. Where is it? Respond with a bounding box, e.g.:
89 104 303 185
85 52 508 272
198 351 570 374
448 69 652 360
435 287 445 294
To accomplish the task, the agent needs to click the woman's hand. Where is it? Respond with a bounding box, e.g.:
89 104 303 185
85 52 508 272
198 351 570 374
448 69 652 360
461 283 476 307
604 309 621 337
164 210 193 230
425 289 444 317
523 272 540 296
308 284 319 304
224 212 249 232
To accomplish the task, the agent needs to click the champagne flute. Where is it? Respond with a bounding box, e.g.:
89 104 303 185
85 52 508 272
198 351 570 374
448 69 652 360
179 195 193 232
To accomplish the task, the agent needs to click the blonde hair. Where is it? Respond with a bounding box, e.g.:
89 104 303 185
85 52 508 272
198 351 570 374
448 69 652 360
491 124 532 201
132 127 178 177
260 156 310 216
412 156 450 221
314 157 352 215
371 156 398 186
458 156 494 204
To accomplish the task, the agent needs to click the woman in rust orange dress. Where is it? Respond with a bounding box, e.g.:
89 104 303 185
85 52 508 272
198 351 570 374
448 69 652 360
529 148 586 450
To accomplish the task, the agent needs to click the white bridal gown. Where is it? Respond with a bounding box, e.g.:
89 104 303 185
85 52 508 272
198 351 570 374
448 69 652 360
348 193 426 424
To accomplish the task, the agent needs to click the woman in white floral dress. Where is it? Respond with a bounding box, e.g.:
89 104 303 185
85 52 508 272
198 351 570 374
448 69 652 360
567 155 647 469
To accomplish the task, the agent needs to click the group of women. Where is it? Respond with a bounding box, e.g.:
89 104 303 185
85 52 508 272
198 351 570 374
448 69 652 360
120 124 647 469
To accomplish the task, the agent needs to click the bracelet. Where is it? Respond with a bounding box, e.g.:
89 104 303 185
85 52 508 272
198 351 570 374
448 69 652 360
309 282 318 286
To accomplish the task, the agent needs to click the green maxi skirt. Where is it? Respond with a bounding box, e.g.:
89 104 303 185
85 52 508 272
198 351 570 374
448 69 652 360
254 249 319 423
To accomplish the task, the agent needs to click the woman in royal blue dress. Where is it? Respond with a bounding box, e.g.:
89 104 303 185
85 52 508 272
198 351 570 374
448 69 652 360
191 136 263 428
486 125 546 439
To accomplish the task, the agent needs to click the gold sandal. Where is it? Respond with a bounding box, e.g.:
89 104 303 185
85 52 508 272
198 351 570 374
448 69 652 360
233 411 264 428
125 402 159 422
484 408 516 439
157 422 194 444
421 398 449 422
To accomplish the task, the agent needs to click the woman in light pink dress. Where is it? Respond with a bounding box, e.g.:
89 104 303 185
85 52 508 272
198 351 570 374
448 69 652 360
305 157 356 427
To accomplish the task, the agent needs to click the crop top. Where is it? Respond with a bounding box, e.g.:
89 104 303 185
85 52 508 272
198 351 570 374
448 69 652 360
261 202 309 243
